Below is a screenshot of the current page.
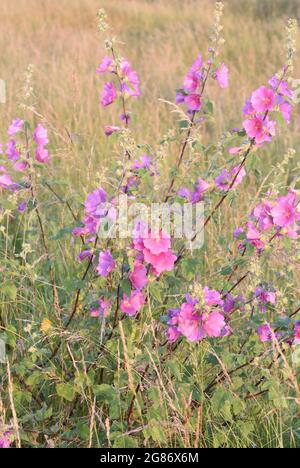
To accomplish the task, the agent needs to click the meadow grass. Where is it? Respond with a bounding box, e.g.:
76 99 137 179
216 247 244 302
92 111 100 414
0 0 300 448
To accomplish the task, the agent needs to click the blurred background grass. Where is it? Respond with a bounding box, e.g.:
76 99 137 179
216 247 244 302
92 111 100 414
0 0 299 179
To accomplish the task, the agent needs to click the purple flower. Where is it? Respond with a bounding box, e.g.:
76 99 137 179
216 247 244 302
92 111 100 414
97 56 114 74
77 250 93 262
7 119 24 137
257 324 278 343
33 124 49 146
6 140 20 161
104 125 121 136
178 178 209 204
215 166 246 191
101 82 117 107
255 287 276 312
18 202 27 213
35 146 49 164
0 432 12 448
120 59 140 97
85 188 107 217
215 63 229 89
97 250 116 277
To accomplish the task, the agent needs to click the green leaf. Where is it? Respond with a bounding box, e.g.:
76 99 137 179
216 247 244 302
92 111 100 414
113 436 138 448
56 383 76 402
93 384 116 403
3 283 17 301
25 371 42 387
149 283 162 303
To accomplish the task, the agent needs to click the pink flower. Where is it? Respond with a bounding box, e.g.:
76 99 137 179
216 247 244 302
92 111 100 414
0 173 14 189
229 146 244 155
7 119 24 136
104 125 121 136
251 86 275 113
204 287 224 307
85 188 107 217
294 322 300 345
0 432 12 448
77 250 93 262
177 303 205 342
120 59 140 97
131 155 152 171
252 201 274 231
13 160 28 172
223 294 245 314
215 63 229 89
144 249 177 276
243 116 276 144
6 140 20 161
215 166 246 191
129 261 148 290
101 82 117 107
97 250 116 277
255 287 276 312
279 101 292 124
178 178 209 204
90 298 111 318
183 72 199 92
143 231 171 255
34 124 49 146
269 76 293 98
35 146 49 163
97 56 114 74
121 291 145 316
202 312 226 337
257 324 276 343
185 93 202 111
271 190 300 228
167 325 181 343
190 54 203 73
243 100 255 116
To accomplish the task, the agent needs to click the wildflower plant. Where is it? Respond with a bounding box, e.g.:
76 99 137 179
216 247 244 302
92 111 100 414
0 1 300 449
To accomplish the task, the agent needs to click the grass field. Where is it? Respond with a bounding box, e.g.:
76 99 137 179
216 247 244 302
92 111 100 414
0 0 300 448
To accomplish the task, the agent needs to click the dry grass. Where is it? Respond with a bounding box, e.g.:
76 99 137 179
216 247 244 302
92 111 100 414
1 1 299 174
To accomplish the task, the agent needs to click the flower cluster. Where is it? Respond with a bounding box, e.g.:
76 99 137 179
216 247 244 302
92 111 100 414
97 55 140 125
0 119 50 211
73 187 114 242
176 53 228 113
257 323 281 343
242 75 292 146
178 178 210 204
118 226 178 318
132 225 177 277
254 286 276 312
167 288 229 343
235 189 300 252
122 154 158 196
177 165 246 205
